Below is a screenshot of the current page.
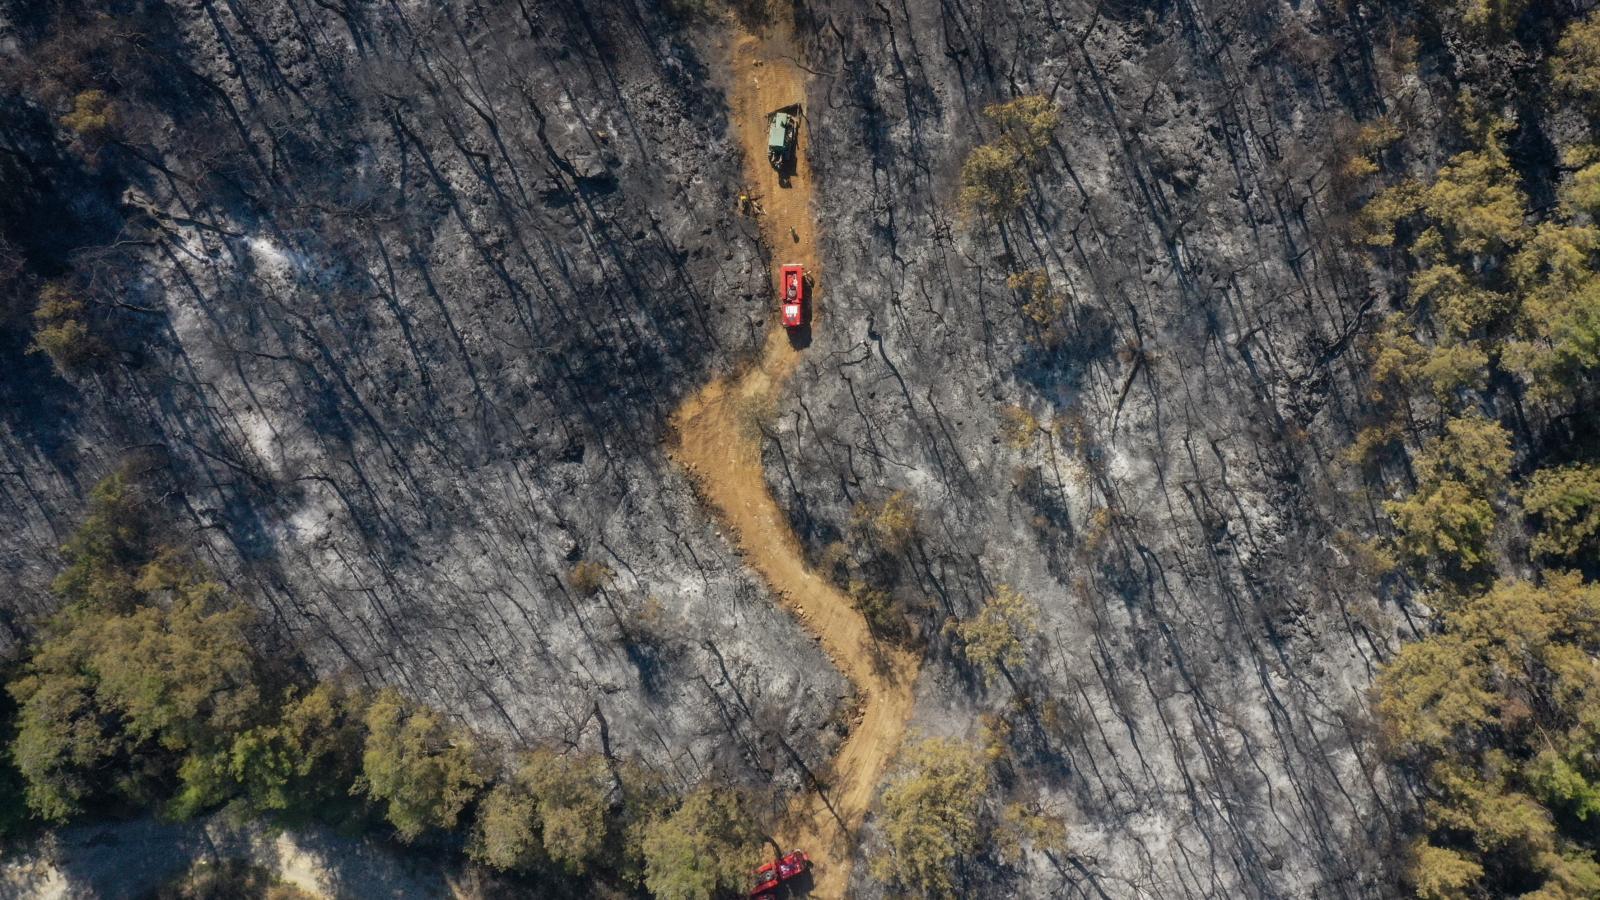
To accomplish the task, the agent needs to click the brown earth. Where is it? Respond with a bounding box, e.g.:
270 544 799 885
670 22 921 900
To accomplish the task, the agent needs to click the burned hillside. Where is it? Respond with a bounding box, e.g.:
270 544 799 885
0 0 845 800
6 0 1600 898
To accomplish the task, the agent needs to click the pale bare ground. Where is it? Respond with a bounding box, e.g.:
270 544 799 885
671 22 921 900
0 816 490 899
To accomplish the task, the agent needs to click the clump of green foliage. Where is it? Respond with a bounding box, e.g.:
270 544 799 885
1556 12 1600 112
870 731 1069 898
1377 575 1600 899
640 783 762 900
851 490 920 554
871 737 993 898
471 748 615 875
1355 11 1600 898
1522 464 1600 558
1382 415 1512 579
960 95 1061 221
29 282 100 375
58 89 117 139
8 477 266 822
951 585 1040 685
1007 270 1069 347
2 471 772 893
358 689 487 841
1429 0 1528 35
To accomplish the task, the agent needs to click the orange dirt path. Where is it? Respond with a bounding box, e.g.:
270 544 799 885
669 23 920 900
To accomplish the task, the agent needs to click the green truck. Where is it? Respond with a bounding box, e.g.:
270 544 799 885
767 110 796 170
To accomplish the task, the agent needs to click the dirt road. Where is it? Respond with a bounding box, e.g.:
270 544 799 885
670 23 920 900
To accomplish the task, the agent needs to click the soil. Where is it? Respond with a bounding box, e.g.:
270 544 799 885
670 22 919 900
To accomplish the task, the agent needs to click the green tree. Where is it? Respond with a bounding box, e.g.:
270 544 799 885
1439 0 1527 34
51 470 151 611
221 682 369 823
1410 842 1483 900
1376 574 1600 898
470 780 544 872
9 555 262 821
1384 415 1513 574
1357 181 1422 247
1506 276 1600 399
1556 11 1600 112
359 689 487 842
1409 263 1513 336
29 282 101 375
952 585 1039 685
852 490 920 554
1562 154 1600 216
1414 414 1514 494
520 748 612 875
1008 269 1067 346
58 89 116 138
1418 138 1528 256
1523 464 1600 558
871 737 992 898
640 783 760 900
849 578 909 643
960 144 1029 220
960 95 1060 221
985 95 1061 162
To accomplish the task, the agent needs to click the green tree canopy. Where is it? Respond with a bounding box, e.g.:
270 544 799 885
1377 574 1600 898
9 555 262 822
640 783 761 900
470 779 544 872
50 471 152 611
1523 464 1600 558
1556 10 1600 112
871 737 992 898
219 682 369 823
960 95 1061 221
1384 415 1513 575
359 689 487 842
952 585 1039 685
520 748 613 875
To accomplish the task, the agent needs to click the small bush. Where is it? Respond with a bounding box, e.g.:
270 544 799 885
848 578 913 644
1007 269 1068 345
568 560 614 597
29 282 100 375
59 89 117 138
998 404 1040 450
852 491 919 554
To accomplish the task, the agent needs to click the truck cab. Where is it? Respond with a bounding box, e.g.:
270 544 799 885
780 264 805 328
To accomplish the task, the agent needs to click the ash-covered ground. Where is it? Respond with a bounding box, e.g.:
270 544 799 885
0 0 1474 896
0 0 844 797
763 0 1421 896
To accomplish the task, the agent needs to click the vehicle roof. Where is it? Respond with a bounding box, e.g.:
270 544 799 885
767 116 790 147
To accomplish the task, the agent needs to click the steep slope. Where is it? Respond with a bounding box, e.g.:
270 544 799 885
762 0 1418 896
0 0 845 794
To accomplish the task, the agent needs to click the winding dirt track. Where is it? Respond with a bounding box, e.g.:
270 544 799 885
670 23 920 900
